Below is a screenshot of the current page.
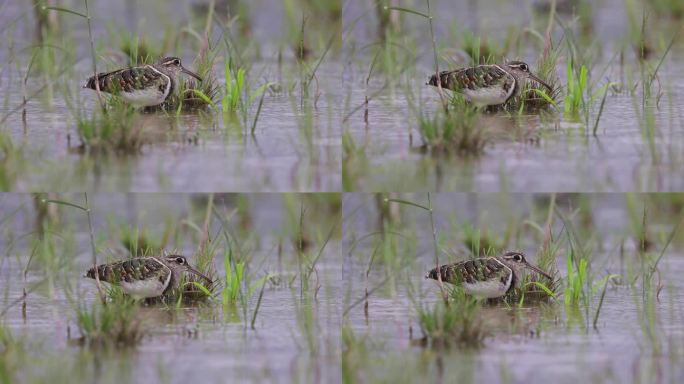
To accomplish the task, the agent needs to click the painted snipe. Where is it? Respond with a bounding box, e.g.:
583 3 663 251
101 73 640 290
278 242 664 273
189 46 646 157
84 57 202 107
425 251 552 299
85 255 211 299
427 61 552 107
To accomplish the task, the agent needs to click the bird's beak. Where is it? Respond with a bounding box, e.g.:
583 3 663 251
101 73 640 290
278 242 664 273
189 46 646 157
527 72 552 92
524 262 553 281
181 66 203 82
186 265 212 283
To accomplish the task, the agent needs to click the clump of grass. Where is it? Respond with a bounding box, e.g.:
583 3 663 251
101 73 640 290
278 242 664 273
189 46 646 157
462 224 503 257
416 288 487 349
648 0 684 20
342 323 370 384
119 34 161 66
207 248 269 326
73 293 144 348
562 60 611 126
509 59 561 113
461 32 505 65
120 227 163 257
220 60 270 119
342 132 369 192
73 104 146 155
159 50 220 112
0 131 22 191
417 104 487 157
554 207 617 328
0 323 24 382
181 245 219 302
506 251 561 305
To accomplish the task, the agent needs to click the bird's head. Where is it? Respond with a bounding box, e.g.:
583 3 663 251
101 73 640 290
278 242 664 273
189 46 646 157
158 57 203 82
163 255 212 282
504 61 551 91
500 251 552 281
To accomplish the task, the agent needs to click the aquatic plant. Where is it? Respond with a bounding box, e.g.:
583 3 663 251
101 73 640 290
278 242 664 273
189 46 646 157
415 287 487 349
161 49 220 112
221 61 270 115
73 104 146 155
342 132 369 191
73 294 144 348
342 324 370 384
119 226 164 257
508 44 562 112
0 323 24 383
461 224 504 257
460 32 506 66
555 207 616 328
649 0 684 19
0 131 21 191
119 34 161 66
417 105 487 157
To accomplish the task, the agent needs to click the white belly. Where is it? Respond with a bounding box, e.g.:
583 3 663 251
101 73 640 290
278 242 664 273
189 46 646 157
462 278 509 298
463 87 509 107
121 88 166 107
119 278 167 299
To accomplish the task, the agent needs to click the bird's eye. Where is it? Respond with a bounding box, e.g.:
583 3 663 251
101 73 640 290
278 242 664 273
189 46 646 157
513 254 522 261
173 59 180 65
520 64 528 71
176 257 185 264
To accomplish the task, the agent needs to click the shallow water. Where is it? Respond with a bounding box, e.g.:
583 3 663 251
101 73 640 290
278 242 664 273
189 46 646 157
342 193 684 383
0 1 341 192
342 0 684 192
0 194 342 383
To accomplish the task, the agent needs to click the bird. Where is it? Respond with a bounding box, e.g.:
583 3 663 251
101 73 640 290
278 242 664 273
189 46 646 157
427 61 552 107
425 251 553 299
85 254 212 299
83 56 203 107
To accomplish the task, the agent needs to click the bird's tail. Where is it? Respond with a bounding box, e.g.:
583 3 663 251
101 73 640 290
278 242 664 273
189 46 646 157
84 263 110 281
425 265 445 281
427 70 453 88
83 72 109 91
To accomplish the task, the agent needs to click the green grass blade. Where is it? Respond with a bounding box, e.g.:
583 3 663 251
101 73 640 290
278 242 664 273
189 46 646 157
385 198 431 212
384 6 431 19
42 199 87 212
43 6 88 18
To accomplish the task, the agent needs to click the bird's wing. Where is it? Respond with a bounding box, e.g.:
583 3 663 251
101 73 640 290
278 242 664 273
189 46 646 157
85 257 169 284
437 257 510 285
84 66 164 94
428 65 512 92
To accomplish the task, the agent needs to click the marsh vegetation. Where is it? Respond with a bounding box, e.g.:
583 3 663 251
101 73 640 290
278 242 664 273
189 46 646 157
0 0 341 191
343 193 684 382
342 0 684 192
0 193 341 382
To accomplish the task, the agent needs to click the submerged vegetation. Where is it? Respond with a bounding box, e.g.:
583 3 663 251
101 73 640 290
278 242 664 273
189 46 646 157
343 192 684 362
73 293 144 348
342 0 682 192
416 104 487 157
0 0 340 191
72 104 145 155
0 192 342 383
414 287 487 349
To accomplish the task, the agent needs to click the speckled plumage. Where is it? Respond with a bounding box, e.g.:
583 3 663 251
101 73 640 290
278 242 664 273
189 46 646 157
426 251 552 299
427 61 551 107
84 57 202 107
85 66 172 102
430 65 514 93
85 255 211 299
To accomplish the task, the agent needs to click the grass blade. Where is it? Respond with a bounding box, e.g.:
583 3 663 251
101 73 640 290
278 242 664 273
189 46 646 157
385 198 431 212
43 6 88 18
42 199 87 212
